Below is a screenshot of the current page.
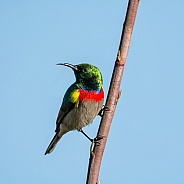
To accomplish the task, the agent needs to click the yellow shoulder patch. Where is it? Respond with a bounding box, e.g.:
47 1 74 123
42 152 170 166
70 89 80 107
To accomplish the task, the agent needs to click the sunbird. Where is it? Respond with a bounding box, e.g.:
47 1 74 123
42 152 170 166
45 63 104 155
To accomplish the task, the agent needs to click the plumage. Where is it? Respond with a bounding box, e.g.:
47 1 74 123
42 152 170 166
45 63 104 155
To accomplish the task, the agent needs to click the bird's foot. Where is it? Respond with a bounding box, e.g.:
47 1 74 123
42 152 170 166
79 129 106 156
90 135 106 157
93 135 105 145
79 129 105 143
98 105 110 117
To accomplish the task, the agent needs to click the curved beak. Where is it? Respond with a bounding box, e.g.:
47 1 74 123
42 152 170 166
57 63 78 71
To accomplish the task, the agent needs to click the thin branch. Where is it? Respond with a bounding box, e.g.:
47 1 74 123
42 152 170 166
86 0 140 184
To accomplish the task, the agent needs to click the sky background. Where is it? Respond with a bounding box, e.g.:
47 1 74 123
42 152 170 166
1 1 184 184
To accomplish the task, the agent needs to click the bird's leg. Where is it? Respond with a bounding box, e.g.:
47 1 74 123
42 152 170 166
79 129 105 143
79 129 106 156
79 129 93 142
98 105 110 117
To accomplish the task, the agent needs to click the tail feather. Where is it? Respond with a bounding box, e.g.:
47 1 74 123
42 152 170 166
45 132 63 155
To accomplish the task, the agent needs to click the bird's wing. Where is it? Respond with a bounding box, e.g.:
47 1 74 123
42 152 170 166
55 83 80 132
55 101 75 132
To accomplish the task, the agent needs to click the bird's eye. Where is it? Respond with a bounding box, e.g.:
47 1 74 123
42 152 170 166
82 68 88 73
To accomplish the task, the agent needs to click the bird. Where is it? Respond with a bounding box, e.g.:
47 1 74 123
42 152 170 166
45 63 104 155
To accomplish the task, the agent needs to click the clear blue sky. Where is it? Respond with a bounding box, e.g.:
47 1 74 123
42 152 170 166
1 1 184 184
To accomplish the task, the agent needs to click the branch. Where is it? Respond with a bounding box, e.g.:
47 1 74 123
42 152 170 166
86 0 140 184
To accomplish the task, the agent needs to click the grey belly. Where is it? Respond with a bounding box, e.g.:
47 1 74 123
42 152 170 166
62 100 104 131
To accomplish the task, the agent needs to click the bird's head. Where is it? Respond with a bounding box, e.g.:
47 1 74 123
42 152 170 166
57 63 103 90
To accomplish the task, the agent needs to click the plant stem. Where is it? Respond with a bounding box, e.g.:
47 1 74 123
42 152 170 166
86 1 140 184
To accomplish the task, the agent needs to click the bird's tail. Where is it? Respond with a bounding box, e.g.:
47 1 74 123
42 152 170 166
45 132 64 155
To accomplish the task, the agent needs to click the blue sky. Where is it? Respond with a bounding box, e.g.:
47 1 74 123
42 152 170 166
1 1 184 184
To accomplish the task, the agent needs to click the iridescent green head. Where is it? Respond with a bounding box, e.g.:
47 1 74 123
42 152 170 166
57 63 103 90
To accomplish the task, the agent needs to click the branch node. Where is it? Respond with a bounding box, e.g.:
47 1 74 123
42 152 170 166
90 140 95 157
116 90 122 104
115 50 125 66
